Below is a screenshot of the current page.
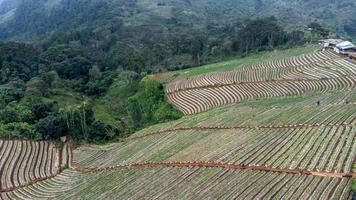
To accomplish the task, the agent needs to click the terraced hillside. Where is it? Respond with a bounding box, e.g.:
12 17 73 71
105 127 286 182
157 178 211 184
166 50 356 114
0 139 72 193
1 90 355 199
0 49 355 199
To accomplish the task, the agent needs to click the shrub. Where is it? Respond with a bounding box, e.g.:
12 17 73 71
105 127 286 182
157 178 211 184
36 115 67 140
0 122 40 139
88 120 118 142
154 102 183 122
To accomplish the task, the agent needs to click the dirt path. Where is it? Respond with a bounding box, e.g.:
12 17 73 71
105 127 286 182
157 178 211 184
71 161 355 178
0 170 62 193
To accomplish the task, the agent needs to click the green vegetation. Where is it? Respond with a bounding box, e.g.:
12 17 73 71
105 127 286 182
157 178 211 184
1 0 355 40
0 42 181 143
0 13 327 143
175 45 318 78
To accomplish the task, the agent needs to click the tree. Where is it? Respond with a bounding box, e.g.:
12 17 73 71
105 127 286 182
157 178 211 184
36 115 67 139
232 17 287 53
28 99 53 120
189 34 206 66
88 120 118 142
0 42 39 83
287 30 305 45
89 65 102 80
126 97 142 127
0 82 25 104
308 22 330 38
154 102 182 122
25 77 48 96
0 122 39 139
59 101 95 140
0 106 18 124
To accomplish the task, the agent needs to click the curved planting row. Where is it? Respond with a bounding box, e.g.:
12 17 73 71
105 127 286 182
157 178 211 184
166 50 342 93
167 67 293 93
0 170 87 200
167 75 356 114
0 139 73 192
281 59 356 80
242 50 339 70
1 167 352 199
72 125 356 174
0 140 59 192
120 123 354 143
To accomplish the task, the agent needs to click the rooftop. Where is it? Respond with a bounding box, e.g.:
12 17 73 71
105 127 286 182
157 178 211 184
336 41 356 50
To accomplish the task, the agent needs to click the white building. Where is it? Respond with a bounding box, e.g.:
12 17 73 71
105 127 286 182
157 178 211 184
334 41 356 55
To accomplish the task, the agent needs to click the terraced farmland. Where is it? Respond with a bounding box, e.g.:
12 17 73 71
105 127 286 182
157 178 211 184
0 139 72 193
167 50 356 114
1 167 353 199
0 49 355 199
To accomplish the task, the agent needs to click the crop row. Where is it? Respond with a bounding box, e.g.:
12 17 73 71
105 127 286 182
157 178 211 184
0 170 86 200
1 167 352 199
167 75 356 114
0 140 60 191
137 89 355 135
242 50 339 70
281 59 356 80
73 125 356 174
0 139 73 192
166 50 343 93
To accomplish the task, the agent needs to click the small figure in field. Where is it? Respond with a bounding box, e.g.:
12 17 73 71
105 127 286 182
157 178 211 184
348 55 353 60
344 99 349 105
316 101 320 106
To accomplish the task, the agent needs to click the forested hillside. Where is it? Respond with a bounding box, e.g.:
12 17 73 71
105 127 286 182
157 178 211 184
0 0 355 40
0 0 352 144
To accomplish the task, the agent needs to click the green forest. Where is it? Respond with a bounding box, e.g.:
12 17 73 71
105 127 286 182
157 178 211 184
0 0 335 143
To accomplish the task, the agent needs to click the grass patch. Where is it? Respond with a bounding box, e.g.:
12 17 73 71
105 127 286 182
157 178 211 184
92 99 119 128
43 88 83 107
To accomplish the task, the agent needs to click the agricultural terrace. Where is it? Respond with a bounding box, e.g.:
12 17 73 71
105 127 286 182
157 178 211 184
0 47 355 199
166 50 356 114
0 140 72 193
0 89 354 199
1 168 352 199
170 45 319 79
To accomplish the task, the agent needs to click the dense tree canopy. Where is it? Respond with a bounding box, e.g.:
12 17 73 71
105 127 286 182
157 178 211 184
0 16 328 143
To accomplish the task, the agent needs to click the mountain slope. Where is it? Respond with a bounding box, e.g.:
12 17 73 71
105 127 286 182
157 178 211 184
0 0 355 40
0 45 355 199
1 88 355 199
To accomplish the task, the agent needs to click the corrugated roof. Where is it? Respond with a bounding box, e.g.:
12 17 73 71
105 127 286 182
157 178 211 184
336 41 356 50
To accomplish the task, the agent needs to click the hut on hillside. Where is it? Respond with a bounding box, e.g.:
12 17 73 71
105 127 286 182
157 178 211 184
334 41 356 55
